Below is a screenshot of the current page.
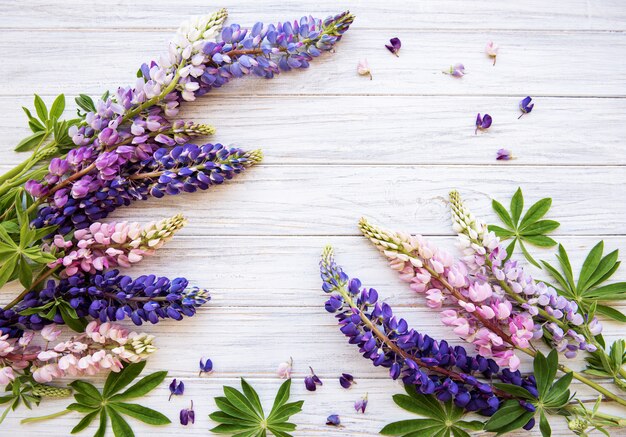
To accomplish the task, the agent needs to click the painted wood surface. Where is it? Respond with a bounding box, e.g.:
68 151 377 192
1 1 625 436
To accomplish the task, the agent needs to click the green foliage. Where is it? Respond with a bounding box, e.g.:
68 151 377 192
23 362 170 436
567 397 615 436
486 350 573 436
209 378 303 437
542 242 626 322
0 375 55 425
585 340 626 390
379 385 484 437
489 187 560 267
0 192 57 288
17 94 79 153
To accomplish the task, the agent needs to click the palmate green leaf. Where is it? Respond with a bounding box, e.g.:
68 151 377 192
484 400 533 434
489 188 559 266
539 411 551 437
75 94 96 114
108 406 134 437
71 409 100 434
210 379 303 436
15 131 46 152
33 94 49 122
50 94 66 119
492 383 535 400
381 387 485 436
70 380 102 401
534 350 558 398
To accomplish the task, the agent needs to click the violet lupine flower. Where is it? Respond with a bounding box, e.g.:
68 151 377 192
199 357 213 375
496 148 513 161
449 191 601 358
304 367 323 391
475 113 492 134
359 218 529 371
0 321 156 385
385 37 401 56
339 373 355 389
326 414 341 426
32 144 262 235
354 393 368 413
518 96 534 119
180 401 195 426
446 63 465 77
169 378 185 400
48 214 186 277
320 246 537 418
0 270 210 336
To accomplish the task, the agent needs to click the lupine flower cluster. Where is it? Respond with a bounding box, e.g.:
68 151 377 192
320 246 537 418
449 191 601 358
359 218 531 370
0 269 209 335
49 214 186 277
0 321 156 385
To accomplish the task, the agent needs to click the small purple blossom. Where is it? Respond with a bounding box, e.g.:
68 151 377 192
199 357 213 376
180 401 195 426
475 113 492 134
326 414 341 426
304 366 323 391
385 37 401 57
169 378 184 400
518 96 534 119
339 373 355 389
446 63 465 77
354 393 368 413
496 149 513 161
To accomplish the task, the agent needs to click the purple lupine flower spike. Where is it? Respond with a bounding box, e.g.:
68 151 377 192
518 96 534 119
385 37 401 56
0 269 210 335
320 246 538 418
169 378 184 400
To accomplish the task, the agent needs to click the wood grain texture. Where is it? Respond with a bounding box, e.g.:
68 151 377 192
1 1 626 436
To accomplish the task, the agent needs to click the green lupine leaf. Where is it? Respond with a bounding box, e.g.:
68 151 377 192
210 379 302 435
70 381 102 401
33 94 48 122
108 406 134 437
404 385 446 419
210 423 260 435
456 420 484 431
520 240 541 268
240 378 264 417
586 250 619 290
544 372 572 407
270 378 291 413
534 351 558 398
50 94 66 119
110 402 170 425
104 362 147 397
67 402 98 414
451 428 471 437
492 383 534 400
491 199 514 228
522 220 560 236
585 282 626 300
578 241 604 292
380 419 443 435
223 385 262 419
17 257 32 289
523 235 558 247
392 393 442 419
75 94 96 113
510 188 524 226
15 131 46 152
485 400 533 434
520 198 552 229
539 411 551 437
113 370 167 401
71 409 100 434
94 408 108 437
489 225 516 239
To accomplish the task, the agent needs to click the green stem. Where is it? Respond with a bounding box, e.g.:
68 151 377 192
4 266 59 310
21 409 72 424
0 133 51 187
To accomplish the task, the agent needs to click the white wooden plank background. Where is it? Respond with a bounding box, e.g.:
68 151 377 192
1 1 625 436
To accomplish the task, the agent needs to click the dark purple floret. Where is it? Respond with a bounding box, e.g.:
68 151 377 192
339 373 355 389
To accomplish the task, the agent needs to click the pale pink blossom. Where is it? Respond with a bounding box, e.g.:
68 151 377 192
41 324 62 342
0 367 15 385
485 41 499 65
357 59 372 80
277 357 293 379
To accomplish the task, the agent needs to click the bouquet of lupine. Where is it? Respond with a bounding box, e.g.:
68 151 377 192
321 190 626 436
0 7 353 429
